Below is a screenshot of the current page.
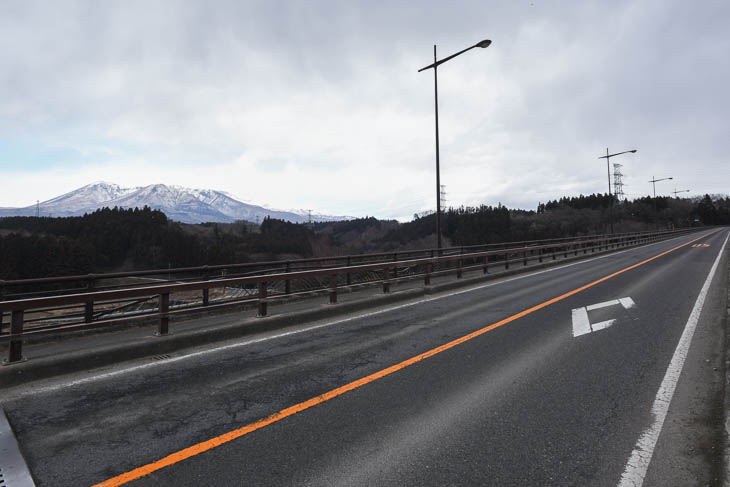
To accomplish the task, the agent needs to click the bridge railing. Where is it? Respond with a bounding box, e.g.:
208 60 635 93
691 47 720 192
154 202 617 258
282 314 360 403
0 229 682 302
0 228 696 364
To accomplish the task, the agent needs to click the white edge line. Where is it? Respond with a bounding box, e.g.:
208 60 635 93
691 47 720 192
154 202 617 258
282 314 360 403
2 231 712 400
618 230 730 487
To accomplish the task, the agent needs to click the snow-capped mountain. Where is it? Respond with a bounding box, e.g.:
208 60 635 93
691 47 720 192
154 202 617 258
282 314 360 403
0 182 351 224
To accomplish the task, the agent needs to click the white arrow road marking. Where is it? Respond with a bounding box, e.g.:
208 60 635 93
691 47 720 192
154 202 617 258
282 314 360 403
572 297 635 337
571 307 591 337
618 297 636 309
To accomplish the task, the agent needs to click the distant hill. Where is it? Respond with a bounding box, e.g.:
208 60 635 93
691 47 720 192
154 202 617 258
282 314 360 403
0 182 352 224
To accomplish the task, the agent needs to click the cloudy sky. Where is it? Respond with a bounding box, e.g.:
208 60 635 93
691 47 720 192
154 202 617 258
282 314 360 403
1 0 728 220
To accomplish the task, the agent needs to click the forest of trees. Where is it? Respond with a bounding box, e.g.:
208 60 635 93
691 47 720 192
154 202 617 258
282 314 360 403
1 194 728 280
0 208 314 280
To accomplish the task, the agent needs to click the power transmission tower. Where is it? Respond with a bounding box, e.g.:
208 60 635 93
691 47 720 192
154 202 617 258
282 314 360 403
36 200 40 217
612 163 625 201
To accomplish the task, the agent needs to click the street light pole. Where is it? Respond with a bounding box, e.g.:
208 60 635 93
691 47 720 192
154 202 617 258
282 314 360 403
597 148 637 234
605 148 612 233
648 176 673 228
419 39 491 250
649 176 673 199
672 188 690 197
433 45 441 251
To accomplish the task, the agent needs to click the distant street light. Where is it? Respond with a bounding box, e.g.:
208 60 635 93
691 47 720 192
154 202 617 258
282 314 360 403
649 176 673 199
671 188 690 198
648 176 673 228
598 148 637 234
419 39 492 250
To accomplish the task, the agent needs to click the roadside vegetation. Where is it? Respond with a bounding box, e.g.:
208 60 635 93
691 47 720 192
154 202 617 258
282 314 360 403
0 194 728 280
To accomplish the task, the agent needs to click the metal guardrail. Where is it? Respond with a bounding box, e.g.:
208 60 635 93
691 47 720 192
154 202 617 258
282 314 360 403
0 229 695 364
0 229 678 301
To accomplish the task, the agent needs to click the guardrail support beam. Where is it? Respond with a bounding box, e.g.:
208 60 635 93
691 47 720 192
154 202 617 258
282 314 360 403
3 310 25 365
346 256 352 286
84 300 94 323
156 293 170 336
285 261 292 294
383 267 391 293
329 274 338 304
257 282 268 317
84 275 95 323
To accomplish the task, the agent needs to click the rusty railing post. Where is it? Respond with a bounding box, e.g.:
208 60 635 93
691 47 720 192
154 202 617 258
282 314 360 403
156 293 170 336
456 258 463 278
523 251 528 266
505 253 510 270
202 265 210 306
284 261 292 295
538 249 543 263
257 281 268 317
425 262 432 286
3 310 25 364
0 280 5 335
84 274 95 323
382 267 391 293
346 256 352 286
483 256 489 274
329 273 337 304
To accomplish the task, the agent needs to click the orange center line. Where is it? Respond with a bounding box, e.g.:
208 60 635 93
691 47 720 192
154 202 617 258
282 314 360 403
92 232 712 487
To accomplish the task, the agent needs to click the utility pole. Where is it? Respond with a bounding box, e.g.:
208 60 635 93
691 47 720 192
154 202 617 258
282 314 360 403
36 200 40 218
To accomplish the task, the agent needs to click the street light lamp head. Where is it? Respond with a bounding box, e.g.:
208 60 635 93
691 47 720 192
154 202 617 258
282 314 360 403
630 150 637 153
475 39 492 48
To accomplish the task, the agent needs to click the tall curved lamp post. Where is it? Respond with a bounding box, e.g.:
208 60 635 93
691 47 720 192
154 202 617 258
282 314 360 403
419 39 492 250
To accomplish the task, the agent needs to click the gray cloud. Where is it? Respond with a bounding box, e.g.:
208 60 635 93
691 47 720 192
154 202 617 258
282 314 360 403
0 0 728 217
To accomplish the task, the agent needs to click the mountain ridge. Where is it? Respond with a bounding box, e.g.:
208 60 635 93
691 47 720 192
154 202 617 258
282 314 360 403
0 182 351 224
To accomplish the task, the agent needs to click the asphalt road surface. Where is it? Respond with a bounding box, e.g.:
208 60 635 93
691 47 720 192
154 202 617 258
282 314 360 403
2 228 729 487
